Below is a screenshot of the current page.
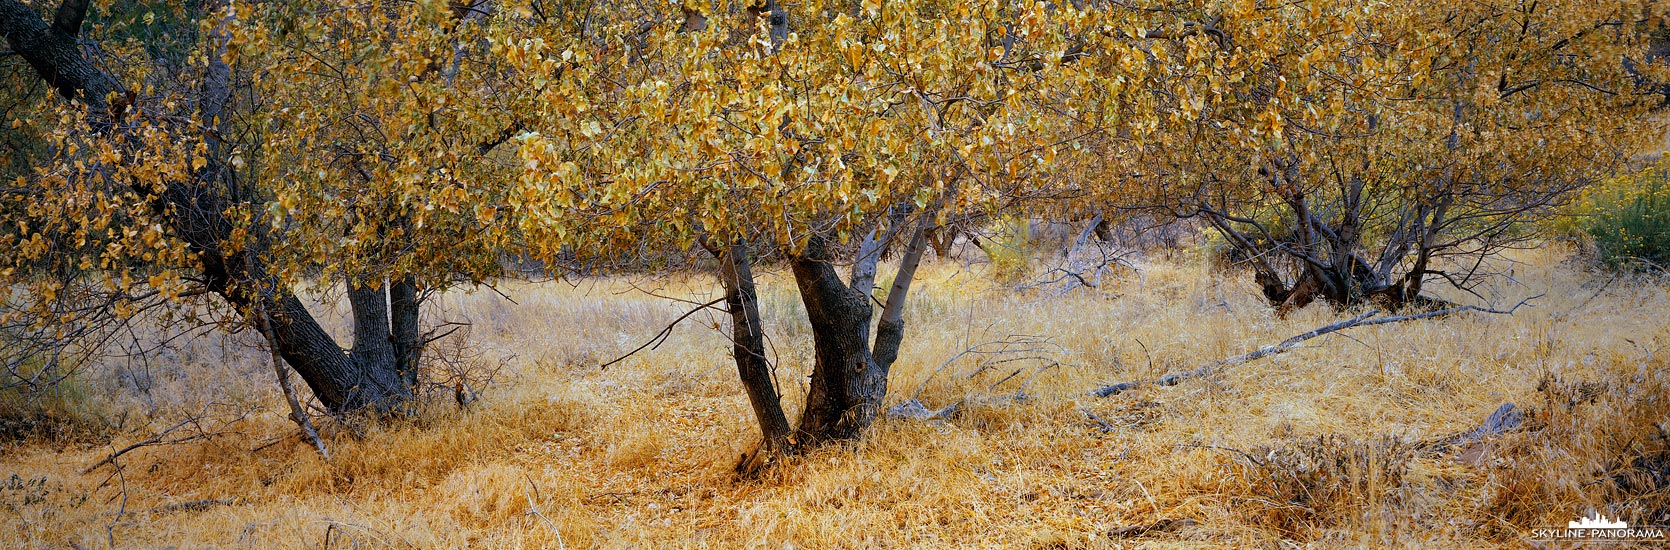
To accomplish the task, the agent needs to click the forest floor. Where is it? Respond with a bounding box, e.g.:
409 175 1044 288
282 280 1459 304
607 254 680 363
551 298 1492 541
1 244 1667 549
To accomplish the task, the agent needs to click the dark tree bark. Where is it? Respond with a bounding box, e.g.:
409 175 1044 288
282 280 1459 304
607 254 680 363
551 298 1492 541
707 220 933 467
347 284 395 368
791 235 887 442
390 277 423 390
256 292 409 414
702 238 794 461
1 0 411 415
0 0 121 127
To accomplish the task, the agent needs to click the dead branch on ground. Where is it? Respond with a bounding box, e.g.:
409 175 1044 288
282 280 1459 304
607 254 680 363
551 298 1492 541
82 413 217 474
1092 296 1541 397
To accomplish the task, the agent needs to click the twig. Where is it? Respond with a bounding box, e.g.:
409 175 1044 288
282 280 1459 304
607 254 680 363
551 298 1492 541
1084 409 1117 433
524 475 567 549
105 461 126 550
83 418 199 474
912 335 1060 400
599 296 726 370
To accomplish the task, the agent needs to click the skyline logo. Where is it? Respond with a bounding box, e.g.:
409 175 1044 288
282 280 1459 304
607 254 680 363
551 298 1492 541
1568 512 1628 529
1529 512 1665 543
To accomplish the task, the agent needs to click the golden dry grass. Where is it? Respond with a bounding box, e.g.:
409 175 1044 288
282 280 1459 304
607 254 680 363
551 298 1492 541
1 245 1666 548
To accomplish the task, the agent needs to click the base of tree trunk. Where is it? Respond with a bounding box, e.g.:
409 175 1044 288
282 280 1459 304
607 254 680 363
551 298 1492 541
734 437 798 479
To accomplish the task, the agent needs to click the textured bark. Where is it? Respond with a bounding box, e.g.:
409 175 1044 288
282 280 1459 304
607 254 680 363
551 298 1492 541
0 0 122 127
348 283 396 371
705 239 794 450
873 222 929 371
792 235 886 442
390 278 422 391
255 293 409 414
2 1 409 415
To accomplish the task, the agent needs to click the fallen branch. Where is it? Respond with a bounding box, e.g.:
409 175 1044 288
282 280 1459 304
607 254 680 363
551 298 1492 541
524 475 567 550
1108 517 1197 538
886 399 960 421
82 417 206 474
1092 310 1378 397
1424 402 1524 454
151 498 237 514
1352 294 1542 328
1091 296 1539 397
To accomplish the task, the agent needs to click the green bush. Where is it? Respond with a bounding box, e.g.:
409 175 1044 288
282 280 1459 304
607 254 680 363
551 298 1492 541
1574 161 1670 271
985 217 1034 285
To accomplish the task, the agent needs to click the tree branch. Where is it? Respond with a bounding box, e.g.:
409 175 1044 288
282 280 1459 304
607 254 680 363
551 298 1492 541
51 0 87 37
1091 296 1540 397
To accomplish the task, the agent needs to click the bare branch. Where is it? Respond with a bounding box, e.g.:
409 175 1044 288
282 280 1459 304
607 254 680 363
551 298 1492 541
1092 296 1540 397
599 296 726 370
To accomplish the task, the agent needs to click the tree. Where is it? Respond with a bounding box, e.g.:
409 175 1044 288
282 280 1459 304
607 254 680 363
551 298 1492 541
502 0 1123 464
0 0 512 416
1116 0 1665 311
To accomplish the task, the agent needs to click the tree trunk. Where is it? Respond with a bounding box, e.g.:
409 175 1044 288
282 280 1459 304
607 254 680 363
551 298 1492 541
0 0 121 128
791 235 887 442
2 0 410 416
873 221 930 371
390 278 423 391
705 239 794 451
348 283 396 372
255 292 410 415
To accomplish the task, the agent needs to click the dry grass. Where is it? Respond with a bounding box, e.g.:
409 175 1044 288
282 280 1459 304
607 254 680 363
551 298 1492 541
1 245 1666 548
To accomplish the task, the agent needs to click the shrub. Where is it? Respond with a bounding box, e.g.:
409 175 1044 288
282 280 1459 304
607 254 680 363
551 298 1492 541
983 216 1035 285
1570 160 1670 271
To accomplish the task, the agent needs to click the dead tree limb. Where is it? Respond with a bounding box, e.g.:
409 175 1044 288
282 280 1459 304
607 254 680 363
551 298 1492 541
81 417 203 474
1353 294 1542 328
259 304 330 459
1424 402 1524 454
1091 296 1539 397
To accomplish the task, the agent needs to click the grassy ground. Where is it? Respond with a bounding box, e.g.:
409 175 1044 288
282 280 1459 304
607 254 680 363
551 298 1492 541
1 245 1666 548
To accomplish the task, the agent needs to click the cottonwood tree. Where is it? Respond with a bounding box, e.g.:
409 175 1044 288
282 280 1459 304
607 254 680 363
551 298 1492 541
0 0 511 415
1114 0 1665 311
239 0 525 395
502 0 1126 467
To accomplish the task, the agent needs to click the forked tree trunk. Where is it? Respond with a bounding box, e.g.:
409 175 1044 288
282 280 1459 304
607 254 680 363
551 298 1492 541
791 235 887 442
712 221 932 472
248 290 411 414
